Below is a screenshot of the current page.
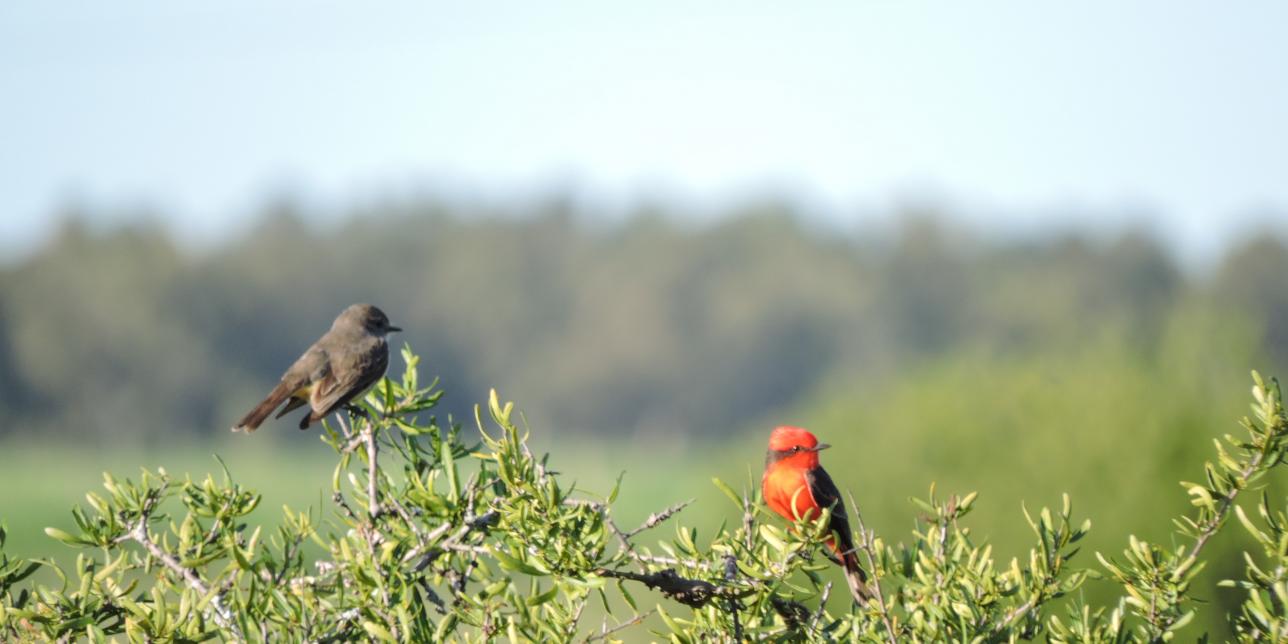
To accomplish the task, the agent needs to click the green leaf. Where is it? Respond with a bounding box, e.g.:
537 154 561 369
527 585 559 606
9 561 41 584
617 580 638 610
434 613 458 640
44 527 89 546
362 621 398 642
759 524 788 552
229 537 254 570
608 472 624 504
657 604 682 634
712 478 743 508
442 433 459 503
492 547 548 576
911 496 938 515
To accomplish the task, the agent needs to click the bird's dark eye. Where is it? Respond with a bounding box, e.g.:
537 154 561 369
791 446 802 453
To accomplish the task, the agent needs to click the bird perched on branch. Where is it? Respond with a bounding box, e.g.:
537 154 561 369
232 304 401 432
762 425 872 603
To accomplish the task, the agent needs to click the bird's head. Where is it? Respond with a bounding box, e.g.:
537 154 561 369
766 425 830 468
335 304 402 336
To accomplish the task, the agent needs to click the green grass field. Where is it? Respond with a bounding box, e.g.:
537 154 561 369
0 431 724 562
0 438 326 560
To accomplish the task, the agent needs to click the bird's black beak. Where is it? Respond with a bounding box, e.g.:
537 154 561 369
388 325 402 333
811 443 831 452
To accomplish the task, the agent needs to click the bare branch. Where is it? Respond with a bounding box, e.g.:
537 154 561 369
625 499 694 538
564 499 635 560
199 497 236 550
810 582 832 633
406 510 500 572
126 511 244 640
593 567 752 608
364 422 380 519
332 491 360 522
584 609 656 643
848 492 898 644
624 552 715 571
723 553 742 641
271 530 305 587
741 483 756 552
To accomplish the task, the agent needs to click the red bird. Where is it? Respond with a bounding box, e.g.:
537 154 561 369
762 425 872 603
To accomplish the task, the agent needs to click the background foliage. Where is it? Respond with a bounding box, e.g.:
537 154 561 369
2 202 1286 442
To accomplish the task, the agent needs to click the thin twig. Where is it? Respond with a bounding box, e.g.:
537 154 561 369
331 492 362 527
1185 453 1264 563
723 553 742 641
567 498 695 574
334 413 353 441
407 511 500 572
341 434 366 453
272 531 305 587
364 421 380 519
127 514 243 640
200 497 236 549
994 542 1061 636
584 609 656 642
741 484 756 552
352 414 398 637
564 499 635 559
385 494 425 538
566 591 587 639
1139 446 1270 637
624 499 694 538
848 492 898 644
451 556 480 596
810 582 832 633
625 552 716 571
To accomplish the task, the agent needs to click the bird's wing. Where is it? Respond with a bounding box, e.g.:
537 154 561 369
287 344 330 387
309 342 388 417
805 466 870 600
804 467 844 518
805 466 855 546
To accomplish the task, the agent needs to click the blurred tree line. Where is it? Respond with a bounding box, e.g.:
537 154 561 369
0 196 1285 443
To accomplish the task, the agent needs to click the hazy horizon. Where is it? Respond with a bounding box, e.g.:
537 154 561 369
12 189 1285 269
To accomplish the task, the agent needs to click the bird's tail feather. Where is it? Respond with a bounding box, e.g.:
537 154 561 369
232 382 292 432
274 396 307 420
842 550 873 603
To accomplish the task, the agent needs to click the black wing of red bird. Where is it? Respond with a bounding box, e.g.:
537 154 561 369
804 467 849 531
805 466 856 562
805 465 872 601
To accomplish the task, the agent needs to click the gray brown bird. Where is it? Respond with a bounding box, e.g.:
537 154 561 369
232 304 401 432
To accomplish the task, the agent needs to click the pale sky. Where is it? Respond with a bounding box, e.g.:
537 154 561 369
2 1 1285 264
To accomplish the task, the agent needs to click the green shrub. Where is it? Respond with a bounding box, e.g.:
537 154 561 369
1 348 1286 641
